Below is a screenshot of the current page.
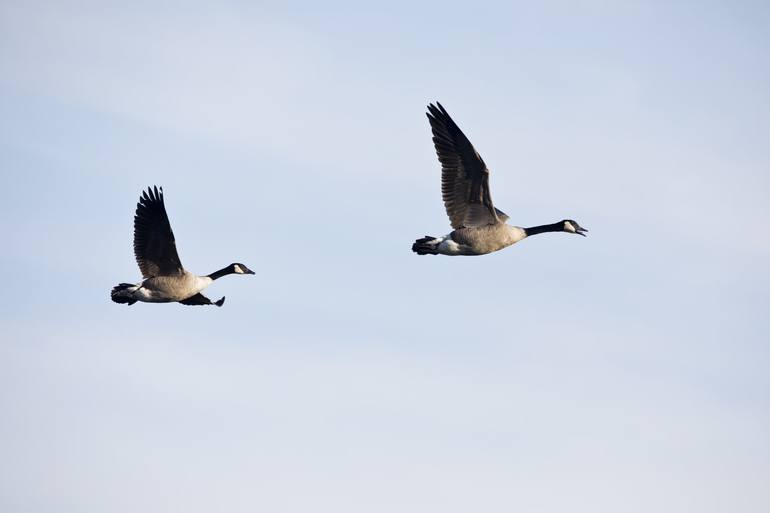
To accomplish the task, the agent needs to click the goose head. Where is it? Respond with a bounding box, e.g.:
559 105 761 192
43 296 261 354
230 263 255 275
562 220 588 237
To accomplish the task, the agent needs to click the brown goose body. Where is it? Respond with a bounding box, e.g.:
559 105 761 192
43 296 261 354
412 103 587 256
110 186 254 306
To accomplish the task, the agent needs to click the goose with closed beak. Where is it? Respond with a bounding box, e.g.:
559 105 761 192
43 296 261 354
111 186 254 307
412 103 587 256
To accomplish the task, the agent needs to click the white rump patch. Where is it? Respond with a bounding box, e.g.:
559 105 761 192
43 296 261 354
437 236 462 255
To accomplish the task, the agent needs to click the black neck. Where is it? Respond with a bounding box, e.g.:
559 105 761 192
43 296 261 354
207 266 233 281
523 222 563 236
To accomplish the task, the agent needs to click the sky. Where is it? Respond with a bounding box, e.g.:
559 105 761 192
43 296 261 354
1 1 769 512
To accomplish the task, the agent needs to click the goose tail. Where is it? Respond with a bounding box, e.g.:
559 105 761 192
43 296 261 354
111 283 138 305
412 236 440 255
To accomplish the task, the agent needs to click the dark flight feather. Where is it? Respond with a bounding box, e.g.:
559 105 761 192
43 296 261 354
426 102 506 228
133 186 184 278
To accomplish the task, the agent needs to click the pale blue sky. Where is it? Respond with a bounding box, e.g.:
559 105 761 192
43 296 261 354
1 1 769 512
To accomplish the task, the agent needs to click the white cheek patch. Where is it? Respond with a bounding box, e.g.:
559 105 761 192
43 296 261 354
233 265 243 274
564 221 576 233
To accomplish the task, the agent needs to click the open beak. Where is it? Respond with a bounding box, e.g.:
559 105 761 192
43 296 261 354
576 227 588 237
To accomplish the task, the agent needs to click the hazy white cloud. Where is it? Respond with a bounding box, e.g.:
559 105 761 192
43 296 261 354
2 319 768 513
0 3 333 152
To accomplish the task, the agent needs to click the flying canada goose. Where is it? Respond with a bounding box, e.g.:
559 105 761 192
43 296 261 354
111 186 254 307
412 103 588 256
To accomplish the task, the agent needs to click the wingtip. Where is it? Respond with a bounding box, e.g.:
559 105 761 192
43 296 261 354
426 101 452 124
140 185 164 203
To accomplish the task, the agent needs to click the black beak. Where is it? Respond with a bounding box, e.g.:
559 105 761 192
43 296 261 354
246 269 256 275
576 227 588 237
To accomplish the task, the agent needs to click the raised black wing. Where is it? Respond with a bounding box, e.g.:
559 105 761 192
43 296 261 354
179 293 225 307
426 102 507 229
133 186 184 278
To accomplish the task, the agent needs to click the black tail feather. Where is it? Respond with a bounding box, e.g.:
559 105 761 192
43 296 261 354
412 236 440 255
111 283 137 305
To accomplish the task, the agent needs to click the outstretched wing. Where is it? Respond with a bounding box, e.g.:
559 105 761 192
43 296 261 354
133 186 184 278
179 293 225 307
426 102 507 229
